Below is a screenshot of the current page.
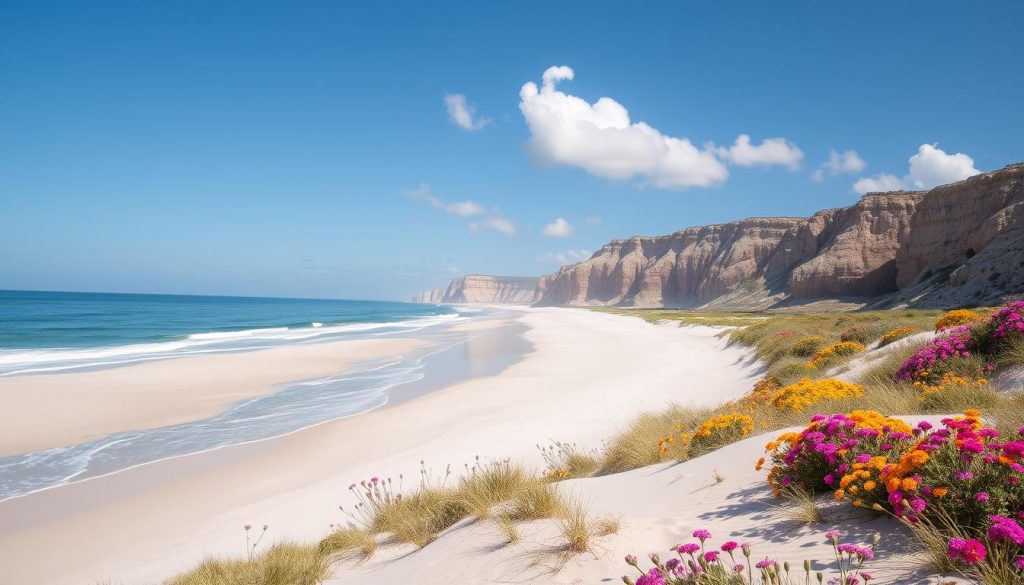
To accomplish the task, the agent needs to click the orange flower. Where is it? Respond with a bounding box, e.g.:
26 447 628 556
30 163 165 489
933 487 948 498
901 477 919 491
755 457 765 471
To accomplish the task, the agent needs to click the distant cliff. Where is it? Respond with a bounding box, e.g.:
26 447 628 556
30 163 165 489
413 275 540 305
534 163 1024 309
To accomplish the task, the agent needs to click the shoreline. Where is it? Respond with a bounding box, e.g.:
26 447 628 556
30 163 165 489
0 308 762 585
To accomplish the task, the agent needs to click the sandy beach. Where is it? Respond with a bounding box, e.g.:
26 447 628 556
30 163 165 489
0 307 762 585
0 337 430 457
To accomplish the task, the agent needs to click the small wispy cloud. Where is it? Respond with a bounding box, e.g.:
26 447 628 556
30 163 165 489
712 134 804 170
537 249 592 265
469 215 517 236
810 149 866 181
404 184 485 217
542 217 574 237
585 215 602 225
444 93 490 132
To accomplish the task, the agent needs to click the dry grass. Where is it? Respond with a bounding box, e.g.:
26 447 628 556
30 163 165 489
317 526 377 561
592 515 621 536
370 486 467 547
494 513 520 544
165 543 328 585
509 480 562 520
457 459 531 519
557 498 591 553
778 486 823 525
538 441 601 479
598 405 711 474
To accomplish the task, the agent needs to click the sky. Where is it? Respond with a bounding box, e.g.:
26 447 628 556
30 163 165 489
2 1 1023 301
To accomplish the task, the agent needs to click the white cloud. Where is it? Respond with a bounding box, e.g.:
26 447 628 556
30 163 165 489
812 149 866 181
444 93 490 132
518 66 728 189
469 215 517 236
542 217 574 237
537 249 592 265
518 66 804 190
404 184 485 217
852 173 905 194
585 215 602 225
905 144 980 189
852 144 981 194
713 134 803 169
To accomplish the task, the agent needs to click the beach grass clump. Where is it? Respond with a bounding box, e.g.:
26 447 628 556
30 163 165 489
601 406 712 473
539 441 601 480
622 528 881 585
509 480 562 520
165 543 328 585
318 526 377 560
839 324 880 345
457 458 531 519
557 498 591 553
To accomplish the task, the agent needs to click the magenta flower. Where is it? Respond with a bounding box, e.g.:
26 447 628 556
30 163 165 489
676 543 700 555
988 515 1024 545
949 538 987 564
720 540 738 552
703 550 720 562
755 558 775 569
825 529 841 542
692 529 712 541
975 491 990 502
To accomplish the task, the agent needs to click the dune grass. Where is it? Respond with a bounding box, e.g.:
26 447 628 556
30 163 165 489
165 543 329 585
556 497 591 553
317 526 377 561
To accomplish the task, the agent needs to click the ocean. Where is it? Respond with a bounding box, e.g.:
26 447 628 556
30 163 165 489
0 290 459 376
0 290 521 501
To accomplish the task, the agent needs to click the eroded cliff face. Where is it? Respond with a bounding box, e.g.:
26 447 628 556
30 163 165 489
533 163 1024 309
413 275 540 305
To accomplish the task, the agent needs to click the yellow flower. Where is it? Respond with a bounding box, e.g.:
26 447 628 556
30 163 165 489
771 378 864 412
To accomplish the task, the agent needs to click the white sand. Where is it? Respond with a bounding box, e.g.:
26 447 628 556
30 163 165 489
328 428 960 585
0 307 764 585
0 337 429 457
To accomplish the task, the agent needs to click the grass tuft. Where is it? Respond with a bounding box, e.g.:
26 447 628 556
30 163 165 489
165 543 328 585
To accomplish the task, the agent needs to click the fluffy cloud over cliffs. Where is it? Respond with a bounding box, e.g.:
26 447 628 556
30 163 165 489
518 66 802 190
542 217 574 237
853 144 980 194
444 93 490 132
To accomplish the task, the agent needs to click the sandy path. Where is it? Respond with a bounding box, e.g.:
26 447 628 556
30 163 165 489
0 308 762 585
0 337 428 456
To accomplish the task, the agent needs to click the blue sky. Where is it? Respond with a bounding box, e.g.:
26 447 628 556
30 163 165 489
2 1 1023 300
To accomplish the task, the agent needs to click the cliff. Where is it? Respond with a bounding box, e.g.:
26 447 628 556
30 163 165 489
413 275 540 305
533 163 1024 309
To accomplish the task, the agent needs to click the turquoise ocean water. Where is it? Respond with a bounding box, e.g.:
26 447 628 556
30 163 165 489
0 290 506 501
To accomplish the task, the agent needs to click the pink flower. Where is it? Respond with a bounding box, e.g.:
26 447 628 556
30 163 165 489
721 541 739 552
825 529 841 542
755 558 775 569
988 515 1024 545
676 543 700 555
692 529 712 541
703 551 720 562
949 538 987 564
975 491 990 502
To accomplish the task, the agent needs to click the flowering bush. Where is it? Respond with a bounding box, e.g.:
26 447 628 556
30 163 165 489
770 378 864 412
894 326 975 383
791 335 825 357
621 528 880 585
935 309 985 332
690 413 755 456
913 371 990 409
806 341 865 369
879 325 918 346
992 301 1024 341
761 411 912 499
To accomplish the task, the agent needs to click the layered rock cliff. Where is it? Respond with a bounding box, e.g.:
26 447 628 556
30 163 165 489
413 275 540 305
534 163 1024 309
